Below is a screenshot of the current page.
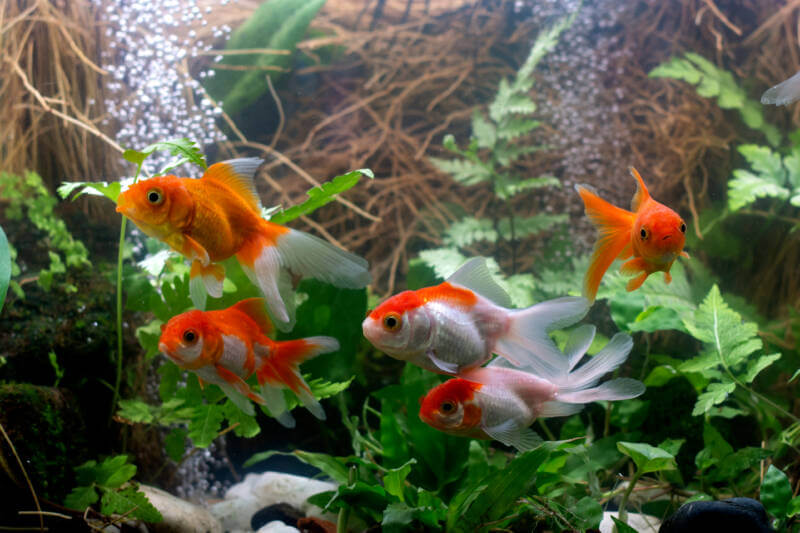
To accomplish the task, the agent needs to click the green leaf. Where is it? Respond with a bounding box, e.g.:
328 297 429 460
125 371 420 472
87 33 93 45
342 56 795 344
573 496 603 530
64 485 99 511
428 157 490 186
787 495 800 518
138 138 207 170
384 460 415 502
695 422 733 471
447 444 552 531
269 169 372 225
0 225 10 311
742 353 781 383
101 485 163 522
416 248 468 281
692 381 736 416
443 218 498 247
188 403 225 448
728 170 789 211
616 441 676 474
471 110 497 149
244 450 350 484
711 447 771 482
164 428 188 462
643 365 680 387
117 399 155 424
58 181 122 203
611 515 640 533
761 465 792 519
222 399 261 438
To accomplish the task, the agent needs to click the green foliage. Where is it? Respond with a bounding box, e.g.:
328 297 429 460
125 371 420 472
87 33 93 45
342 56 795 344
649 53 782 146
617 441 676 474
0 171 90 294
203 0 327 116
425 15 574 273
760 465 800 529
270 169 374 225
728 144 800 210
64 455 162 522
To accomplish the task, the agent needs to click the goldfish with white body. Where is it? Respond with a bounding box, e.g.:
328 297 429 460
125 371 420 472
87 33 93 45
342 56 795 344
116 158 371 331
575 167 689 302
419 325 645 450
362 257 590 376
158 297 339 427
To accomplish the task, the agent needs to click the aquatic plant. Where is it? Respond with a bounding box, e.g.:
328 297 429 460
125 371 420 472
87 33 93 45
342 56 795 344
0 224 9 311
0 171 90 295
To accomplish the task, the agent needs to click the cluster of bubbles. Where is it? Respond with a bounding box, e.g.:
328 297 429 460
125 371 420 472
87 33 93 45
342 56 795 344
92 0 233 173
173 440 232 501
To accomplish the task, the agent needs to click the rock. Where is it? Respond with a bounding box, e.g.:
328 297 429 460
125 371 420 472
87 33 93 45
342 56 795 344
210 472 337 532
251 503 304 530
256 521 300 533
139 485 222 533
600 511 661 532
659 497 774 533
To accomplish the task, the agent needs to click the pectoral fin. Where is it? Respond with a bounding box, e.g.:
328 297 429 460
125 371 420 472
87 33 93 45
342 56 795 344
427 350 460 375
482 419 543 452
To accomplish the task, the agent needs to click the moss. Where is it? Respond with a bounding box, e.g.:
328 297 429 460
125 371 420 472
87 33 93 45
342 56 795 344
0 384 89 501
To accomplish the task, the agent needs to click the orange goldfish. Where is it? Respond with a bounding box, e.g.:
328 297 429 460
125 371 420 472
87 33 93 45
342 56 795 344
362 258 589 376
158 297 339 427
420 326 644 450
575 167 689 302
117 158 371 330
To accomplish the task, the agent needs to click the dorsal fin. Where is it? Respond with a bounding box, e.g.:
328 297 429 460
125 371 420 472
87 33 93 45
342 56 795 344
447 257 512 308
202 158 264 211
230 297 273 335
629 167 651 212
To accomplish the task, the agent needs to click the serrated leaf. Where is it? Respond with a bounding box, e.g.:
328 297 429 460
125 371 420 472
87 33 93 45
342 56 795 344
117 399 155 424
101 485 163 522
617 441 676 474
188 403 225 447
165 428 188 462
738 145 786 183
140 138 206 170
692 381 736 415
269 169 372 224
728 170 790 211
222 399 261 438
429 157 490 186
649 57 702 84
761 465 792 519
443 217 497 247
64 485 99 511
497 213 566 240
58 181 122 203
471 110 496 149
743 353 781 383
497 117 541 140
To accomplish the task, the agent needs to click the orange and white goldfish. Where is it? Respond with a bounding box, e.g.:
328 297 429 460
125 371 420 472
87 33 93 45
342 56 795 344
362 257 589 376
575 168 689 302
158 297 338 428
117 158 371 331
419 325 644 450
762 70 800 106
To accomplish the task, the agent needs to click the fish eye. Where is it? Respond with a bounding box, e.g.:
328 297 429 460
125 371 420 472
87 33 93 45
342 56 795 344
680 223 686 234
146 188 164 205
440 401 455 414
640 227 648 240
182 329 198 344
383 312 402 332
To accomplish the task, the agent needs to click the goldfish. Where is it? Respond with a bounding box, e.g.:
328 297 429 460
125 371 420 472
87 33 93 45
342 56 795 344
362 257 589 376
419 325 645 450
575 167 689 302
117 158 371 331
762 70 800 106
158 297 339 428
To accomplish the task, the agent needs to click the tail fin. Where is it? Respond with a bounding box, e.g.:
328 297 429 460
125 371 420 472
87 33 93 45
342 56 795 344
553 331 644 404
189 261 225 310
574 184 635 302
494 297 590 380
276 228 371 289
256 336 339 420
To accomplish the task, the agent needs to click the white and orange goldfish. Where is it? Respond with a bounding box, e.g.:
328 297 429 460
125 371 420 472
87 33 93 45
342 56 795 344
419 325 645 450
362 258 589 376
575 168 689 302
158 297 338 428
117 158 370 330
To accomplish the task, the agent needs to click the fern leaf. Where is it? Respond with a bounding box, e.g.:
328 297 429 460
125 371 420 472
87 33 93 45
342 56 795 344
443 218 498 247
494 174 559 199
497 214 567 240
471 110 497 150
728 170 789 211
497 118 541 140
429 157 491 186
738 145 785 183
692 381 735 416
417 248 469 281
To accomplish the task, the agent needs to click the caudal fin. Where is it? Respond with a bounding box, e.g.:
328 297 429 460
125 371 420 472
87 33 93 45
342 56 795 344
256 336 339 420
494 297 590 381
189 261 225 310
276 228 371 289
575 184 635 302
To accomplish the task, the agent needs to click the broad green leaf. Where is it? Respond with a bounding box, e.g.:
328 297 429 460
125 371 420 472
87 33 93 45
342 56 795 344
761 465 792 519
63 485 98 511
787 495 800 517
0 225 10 311
318 481 390 523
658 438 685 457
58 181 122 203
165 428 188 462
384 460 415 502
573 496 603 530
243 450 350 484
711 447 771 482
611 515 639 533
101 485 163 522
188 403 225 448
269 169 373 224
616 441 676 474
643 365 680 387
695 422 733 471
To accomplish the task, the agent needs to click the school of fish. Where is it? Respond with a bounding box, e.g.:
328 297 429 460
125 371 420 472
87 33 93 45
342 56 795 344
115 156 698 450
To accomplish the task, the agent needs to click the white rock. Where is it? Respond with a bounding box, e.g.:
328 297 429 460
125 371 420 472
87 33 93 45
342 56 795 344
207 497 260 532
139 485 223 533
256 521 300 533
600 511 661 533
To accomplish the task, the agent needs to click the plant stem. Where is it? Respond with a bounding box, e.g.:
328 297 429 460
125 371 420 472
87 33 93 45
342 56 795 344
337 465 357 533
617 469 642 526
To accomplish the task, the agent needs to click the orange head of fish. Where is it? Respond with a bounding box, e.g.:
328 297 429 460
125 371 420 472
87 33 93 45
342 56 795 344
419 378 483 435
362 290 430 357
632 202 687 265
116 176 193 239
158 309 218 370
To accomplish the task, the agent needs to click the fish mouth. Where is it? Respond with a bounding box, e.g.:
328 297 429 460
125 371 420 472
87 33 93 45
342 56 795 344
159 342 180 362
661 235 672 241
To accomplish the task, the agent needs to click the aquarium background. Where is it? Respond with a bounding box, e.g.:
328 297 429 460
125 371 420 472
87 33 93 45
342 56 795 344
1 0 800 531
